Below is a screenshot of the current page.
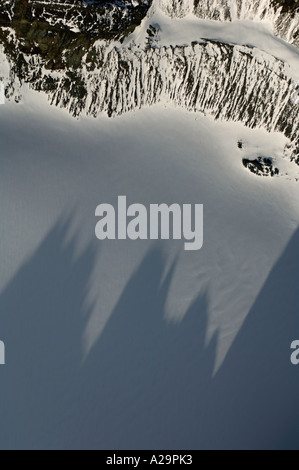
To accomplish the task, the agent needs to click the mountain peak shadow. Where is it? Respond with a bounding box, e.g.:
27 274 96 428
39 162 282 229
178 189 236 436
0 219 96 449
68 249 216 450
0 235 215 449
1 222 298 449
211 225 299 449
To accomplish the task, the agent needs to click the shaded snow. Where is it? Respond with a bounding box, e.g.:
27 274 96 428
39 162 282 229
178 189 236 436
0 0 299 448
125 7 299 78
0 95 298 448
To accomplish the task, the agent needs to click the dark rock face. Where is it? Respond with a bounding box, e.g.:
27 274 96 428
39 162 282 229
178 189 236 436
1 1 153 35
0 1 153 68
0 1 298 166
243 157 280 177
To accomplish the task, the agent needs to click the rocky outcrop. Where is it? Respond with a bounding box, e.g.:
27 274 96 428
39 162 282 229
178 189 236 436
0 0 298 164
157 0 299 47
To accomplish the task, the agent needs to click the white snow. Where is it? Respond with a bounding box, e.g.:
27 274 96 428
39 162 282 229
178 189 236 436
0 99 298 351
124 8 299 78
0 0 299 449
0 94 298 448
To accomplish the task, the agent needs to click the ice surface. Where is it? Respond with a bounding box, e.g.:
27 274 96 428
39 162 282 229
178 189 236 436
125 8 299 78
0 0 298 449
0 96 298 448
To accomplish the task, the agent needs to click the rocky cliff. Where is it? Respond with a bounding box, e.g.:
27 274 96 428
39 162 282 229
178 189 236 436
0 0 298 163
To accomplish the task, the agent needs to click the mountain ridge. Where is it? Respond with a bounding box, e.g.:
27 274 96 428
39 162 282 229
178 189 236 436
0 0 298 165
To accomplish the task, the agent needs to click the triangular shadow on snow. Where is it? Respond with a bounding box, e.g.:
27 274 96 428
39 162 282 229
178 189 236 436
0 222 299 449
0 221 214 449
210 225 299 449
0 218 96 448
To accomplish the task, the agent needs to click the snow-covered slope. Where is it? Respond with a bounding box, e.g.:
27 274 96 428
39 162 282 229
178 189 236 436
0 99 298 449
0 1 299 449
157 0 299 47
1 3 298 164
